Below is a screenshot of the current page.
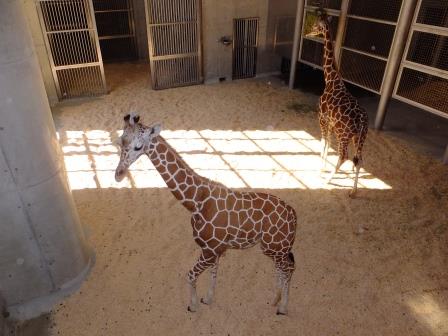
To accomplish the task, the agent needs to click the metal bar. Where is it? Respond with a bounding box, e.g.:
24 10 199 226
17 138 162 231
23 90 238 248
289 0 306 89
87 0 107 93
334 0 350 67
94 9 132 13
341 46 389 62
375 0 419 130
401 60 448 79
305 5 340 16
412 23 448 37
346 14 398 26
392 93 448 120
444 145 448 165
98 34 135 40
36 1 62 98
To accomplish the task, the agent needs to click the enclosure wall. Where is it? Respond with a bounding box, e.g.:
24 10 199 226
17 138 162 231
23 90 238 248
23 0 59 105
202 0 274 82
0 0 93 320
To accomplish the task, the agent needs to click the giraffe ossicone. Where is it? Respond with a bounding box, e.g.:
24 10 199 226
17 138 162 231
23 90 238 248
115 114 297 315
307 13 369 198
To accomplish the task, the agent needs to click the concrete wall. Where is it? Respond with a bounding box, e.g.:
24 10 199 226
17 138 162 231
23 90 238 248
202 0 277 83
266 0 298 64
23 0 59 106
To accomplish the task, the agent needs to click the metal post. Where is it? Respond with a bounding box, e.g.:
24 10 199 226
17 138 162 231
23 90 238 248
443 145 448 165
374 0 418 130
288 0 306 89
334 0 350 68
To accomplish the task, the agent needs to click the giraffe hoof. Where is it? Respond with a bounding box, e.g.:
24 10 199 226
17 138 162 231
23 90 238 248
187 305 197 313
200 298 209 305
276 309 287 316
349 190 357 198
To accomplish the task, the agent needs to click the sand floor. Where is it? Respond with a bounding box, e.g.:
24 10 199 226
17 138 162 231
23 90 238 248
41 62 448 335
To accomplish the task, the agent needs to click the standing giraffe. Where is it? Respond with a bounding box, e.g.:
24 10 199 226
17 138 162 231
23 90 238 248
114 114 297 315
307 13 368 197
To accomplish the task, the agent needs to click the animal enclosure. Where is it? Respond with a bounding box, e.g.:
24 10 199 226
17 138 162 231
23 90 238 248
275 0 448 120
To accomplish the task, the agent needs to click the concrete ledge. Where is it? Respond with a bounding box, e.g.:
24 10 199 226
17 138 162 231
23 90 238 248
6 249 95 321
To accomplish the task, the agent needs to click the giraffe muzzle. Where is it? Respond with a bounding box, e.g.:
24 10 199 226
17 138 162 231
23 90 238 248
115 168 126 182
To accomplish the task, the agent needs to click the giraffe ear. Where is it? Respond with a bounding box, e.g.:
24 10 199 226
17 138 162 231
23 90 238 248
149 123 162 137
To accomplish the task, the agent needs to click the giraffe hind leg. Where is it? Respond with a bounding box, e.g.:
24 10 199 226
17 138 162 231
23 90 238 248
350 134 365 198
262 244 295 315
276 252 295 315
200 257 220 305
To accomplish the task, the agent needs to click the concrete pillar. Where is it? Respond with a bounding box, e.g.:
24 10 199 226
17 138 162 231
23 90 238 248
0 0 94 320
374 0 418 130
288 0 305 89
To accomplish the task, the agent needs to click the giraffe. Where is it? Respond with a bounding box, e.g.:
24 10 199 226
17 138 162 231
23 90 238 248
114 114 297 315
307 13 368 197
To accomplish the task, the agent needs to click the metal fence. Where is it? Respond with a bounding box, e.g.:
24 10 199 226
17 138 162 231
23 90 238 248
93 0 137 62
233 17 259 80
393 0 448 118
37 0 107 100
145 0 203 90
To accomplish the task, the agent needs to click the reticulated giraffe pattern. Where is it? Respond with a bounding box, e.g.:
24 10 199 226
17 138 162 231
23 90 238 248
308 14 368 197
115 114 297 315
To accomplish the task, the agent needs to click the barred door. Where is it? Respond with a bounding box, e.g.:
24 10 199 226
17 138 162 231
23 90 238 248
233 18 259 80
37 0 107 100
146 0 203 90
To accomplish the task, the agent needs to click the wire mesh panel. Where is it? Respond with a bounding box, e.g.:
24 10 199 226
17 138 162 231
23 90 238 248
146 0 202 90
93 0 137 62
394 0 448 118
233 18 259 80
340 49 387 92
299 4 340 69
37 0 106 100
338 0 403 92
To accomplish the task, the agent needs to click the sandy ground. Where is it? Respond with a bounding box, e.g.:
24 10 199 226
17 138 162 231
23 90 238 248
31 62 448 335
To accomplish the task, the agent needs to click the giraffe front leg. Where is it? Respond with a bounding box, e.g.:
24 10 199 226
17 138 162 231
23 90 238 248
187 250 217 312
200 259 219 305
272 269 282 306
325 139 348 184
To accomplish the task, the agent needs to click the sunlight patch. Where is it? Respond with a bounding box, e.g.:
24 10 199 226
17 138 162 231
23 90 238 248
61 129 392 191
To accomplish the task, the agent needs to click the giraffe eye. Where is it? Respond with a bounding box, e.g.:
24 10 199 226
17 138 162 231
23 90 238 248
134 144 143 151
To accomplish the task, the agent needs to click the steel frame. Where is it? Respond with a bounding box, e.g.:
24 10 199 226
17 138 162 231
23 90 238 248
392 0 448 119
232 17 260 80
36 0 106 100
145 0 203 90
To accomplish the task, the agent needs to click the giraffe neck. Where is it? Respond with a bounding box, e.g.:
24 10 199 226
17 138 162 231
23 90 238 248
322 23 344 89
146 136 208 212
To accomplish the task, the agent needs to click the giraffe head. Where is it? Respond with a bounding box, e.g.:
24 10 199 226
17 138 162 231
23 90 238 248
115 113 162 182
306 12 330 38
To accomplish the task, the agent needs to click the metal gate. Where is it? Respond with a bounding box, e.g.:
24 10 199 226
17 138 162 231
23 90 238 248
233 18 259 80
393 0 448 118
145 0 203 90
37 0 107 100
93 0 137 62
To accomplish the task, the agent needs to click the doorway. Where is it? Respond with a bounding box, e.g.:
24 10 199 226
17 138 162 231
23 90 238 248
93 0 138 62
